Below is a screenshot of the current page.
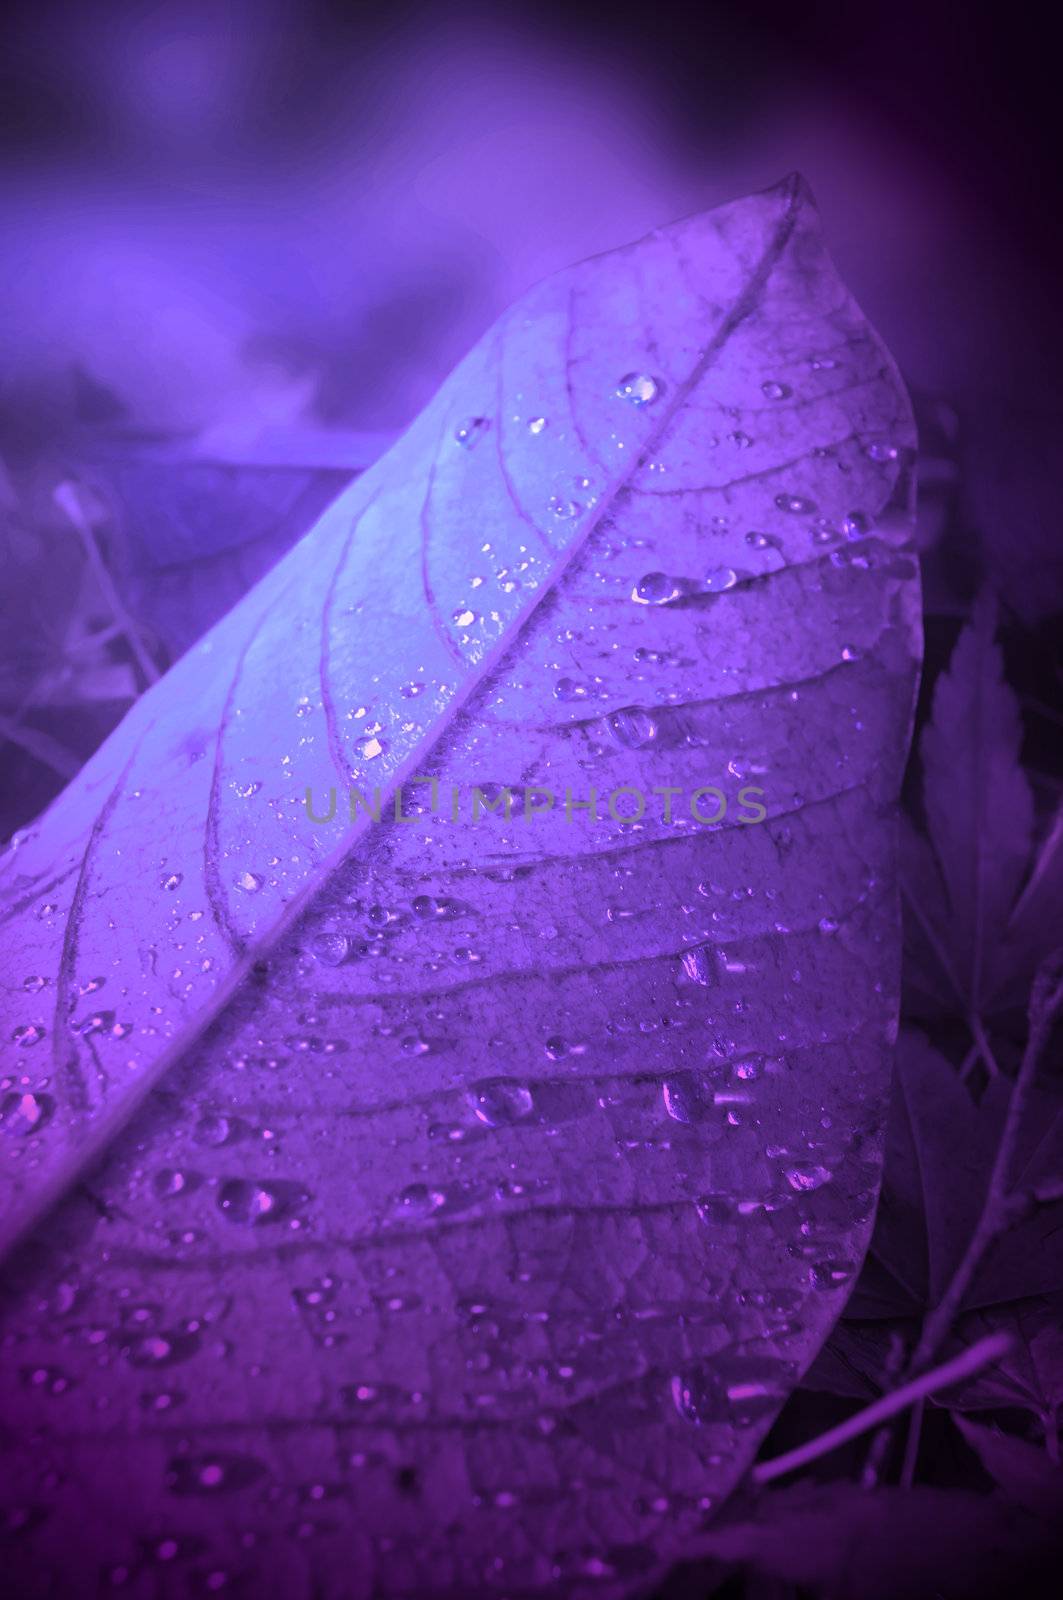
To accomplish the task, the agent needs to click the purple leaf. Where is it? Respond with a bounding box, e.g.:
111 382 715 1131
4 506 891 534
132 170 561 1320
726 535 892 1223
0 177 921 1595
919 594 1034 1011
857 1034 1063 1321
953 1413 1063 1519
686 1481 1057 1599
863 1031 983 1311
990 803 1063 1008
948 1300 1063 1430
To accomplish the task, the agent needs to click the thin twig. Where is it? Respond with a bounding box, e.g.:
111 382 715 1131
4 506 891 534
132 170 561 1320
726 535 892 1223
902 883 966 1008
958 1040 981 1081
907 954 1063 1376
899 1396 925 1488
968 1012 1002 1079
53 480 160 689
0 715 82 779
753 1333 1012 1485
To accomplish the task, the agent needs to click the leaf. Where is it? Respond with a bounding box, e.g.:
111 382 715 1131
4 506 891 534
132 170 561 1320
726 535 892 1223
953 1413 1063 1519
919 594 1034 1012
948 1299 1063 1430
685 1481 1060 1599
859 1031 984 1314
853 1034 1063 1322
0 177 921 1596
73 441 366 666
990 803 1063 1008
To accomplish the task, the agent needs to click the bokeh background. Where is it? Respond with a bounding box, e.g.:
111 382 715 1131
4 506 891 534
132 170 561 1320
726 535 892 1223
2 0 1062 839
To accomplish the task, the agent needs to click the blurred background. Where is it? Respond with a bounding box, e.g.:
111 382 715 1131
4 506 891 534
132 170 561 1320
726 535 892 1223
2 0 1061 839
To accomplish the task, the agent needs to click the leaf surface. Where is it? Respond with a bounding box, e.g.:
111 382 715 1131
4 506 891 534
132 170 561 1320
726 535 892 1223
684 1482 1058 1600
919 595 1034 1010
0 177 920 1597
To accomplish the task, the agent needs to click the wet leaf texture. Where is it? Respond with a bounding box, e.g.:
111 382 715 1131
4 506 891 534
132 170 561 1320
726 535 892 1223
0 176 920 1597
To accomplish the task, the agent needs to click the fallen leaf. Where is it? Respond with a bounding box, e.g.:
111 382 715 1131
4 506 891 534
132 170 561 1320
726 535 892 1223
0 177 920 1596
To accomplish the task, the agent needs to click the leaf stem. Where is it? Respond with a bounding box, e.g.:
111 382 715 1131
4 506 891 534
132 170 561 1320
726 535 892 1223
753 1332 1012 1485
53 480 160 690
968 1012 1001 1079
907 955 1063 1375
899 1396 925 1488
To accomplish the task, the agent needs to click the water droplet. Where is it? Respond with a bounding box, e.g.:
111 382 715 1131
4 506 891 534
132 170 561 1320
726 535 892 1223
547 495 580 520
400 1034 430 1056
786 1164 833 1191
761 380 791 400
412 894 459 920
661 1076 709 1124
11 1022 45 1047
811 1259 854 1290
22 975 47 993
704 567 737 593
396 1183 446 1218
745 531 775 550
306 930 350 966
166 1453 266 1496
194 1113 235 1148
0 1091 55 1136
727 430 753 449
670 1366 721 1424
608 706 658 749
680 947 714 986
865 441 898 462
234 780 261 799
527 416 547 435
455 416 488 448
161 872 183 891
153 1168 190 1199
234 871 263 894
77 1009 115 1036
616 372 660 407
468 1079 534 1126
452 608 476 628
217 1179 295 1226
21 1364 72 1397
544 1036 568 1061
400 681 426 699
775 493 815 514
356 734 387 760
554 676 589 702
632 571 682 605
818 915 840 934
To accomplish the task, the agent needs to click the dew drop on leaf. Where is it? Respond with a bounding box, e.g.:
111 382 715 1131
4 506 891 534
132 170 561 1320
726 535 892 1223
468 1079 535 1126
454 417 489 448
0 1091 55 1136
616 372 660 407
306 930 350 967
11 1022 45 1047
704 567 737 592
608 706 658 749
785 1164 833 1192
